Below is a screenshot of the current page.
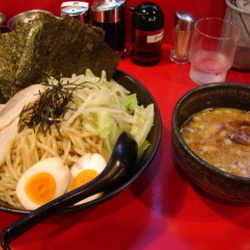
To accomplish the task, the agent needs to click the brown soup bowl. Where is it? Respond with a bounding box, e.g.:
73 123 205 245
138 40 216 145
171 82 250 203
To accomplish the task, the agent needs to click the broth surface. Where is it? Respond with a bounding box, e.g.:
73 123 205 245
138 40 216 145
181 107 250 178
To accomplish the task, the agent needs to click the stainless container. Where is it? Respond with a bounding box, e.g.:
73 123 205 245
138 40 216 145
7 10 54 30
0 13 6 24
225 0 250 72
170 10 196 64
61 1 90 23
91 0 126 56
0 13 11 33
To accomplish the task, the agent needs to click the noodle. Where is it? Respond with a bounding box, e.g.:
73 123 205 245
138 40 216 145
0 115 108 208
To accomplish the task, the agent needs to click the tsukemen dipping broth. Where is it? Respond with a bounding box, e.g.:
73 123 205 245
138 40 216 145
181 107 250 178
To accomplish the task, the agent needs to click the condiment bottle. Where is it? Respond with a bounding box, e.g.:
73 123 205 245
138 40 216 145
61 1 90 23
130 2 164 66
170 10 196 64
91 0 126 57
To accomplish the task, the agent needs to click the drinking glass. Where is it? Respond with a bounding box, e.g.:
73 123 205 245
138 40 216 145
189 17 240 85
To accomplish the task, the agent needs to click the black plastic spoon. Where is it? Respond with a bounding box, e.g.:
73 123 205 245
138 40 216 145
0 132 138 250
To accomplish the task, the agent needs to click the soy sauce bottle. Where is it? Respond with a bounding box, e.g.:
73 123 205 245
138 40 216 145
131 2 164 66
91 0 126 57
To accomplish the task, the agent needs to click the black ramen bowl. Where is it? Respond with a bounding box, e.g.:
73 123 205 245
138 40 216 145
0 70 162 214
172 82 250 203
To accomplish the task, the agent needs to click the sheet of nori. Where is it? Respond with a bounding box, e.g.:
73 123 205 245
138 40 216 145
0 13 121 103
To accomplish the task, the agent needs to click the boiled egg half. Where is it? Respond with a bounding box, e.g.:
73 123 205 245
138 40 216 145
16 157 70 210
68 153 107 205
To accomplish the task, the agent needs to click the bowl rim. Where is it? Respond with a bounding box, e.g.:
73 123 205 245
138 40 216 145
172 81 250 183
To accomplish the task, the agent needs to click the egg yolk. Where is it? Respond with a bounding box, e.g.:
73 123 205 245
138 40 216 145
25 172 56 205
70 169 98 190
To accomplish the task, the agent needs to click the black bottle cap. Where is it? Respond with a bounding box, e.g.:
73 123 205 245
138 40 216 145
131 2 164 31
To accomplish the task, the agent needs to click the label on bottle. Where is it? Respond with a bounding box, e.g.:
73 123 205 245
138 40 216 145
146 31 164 44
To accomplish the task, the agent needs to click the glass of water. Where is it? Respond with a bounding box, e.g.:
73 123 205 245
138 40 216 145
189 17 240 85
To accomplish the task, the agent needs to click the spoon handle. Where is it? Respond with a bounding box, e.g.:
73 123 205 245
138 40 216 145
0 132 138 250
1 180 105 250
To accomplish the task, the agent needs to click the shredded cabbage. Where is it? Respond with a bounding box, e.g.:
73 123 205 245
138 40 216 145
53 70 154 158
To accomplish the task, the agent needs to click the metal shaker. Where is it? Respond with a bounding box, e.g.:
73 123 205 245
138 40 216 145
91 0 126 56
170 10 196 64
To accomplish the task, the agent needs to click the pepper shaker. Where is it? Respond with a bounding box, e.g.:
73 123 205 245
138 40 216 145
170 10 196 64
130 2 164 66
91 0 126 57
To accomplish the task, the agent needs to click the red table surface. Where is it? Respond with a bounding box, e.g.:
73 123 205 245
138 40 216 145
1 45 250 250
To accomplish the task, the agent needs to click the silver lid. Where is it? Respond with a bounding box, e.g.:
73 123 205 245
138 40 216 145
7 10 54 30
174 10 196 31
61 1 89 16
91 0 125 23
